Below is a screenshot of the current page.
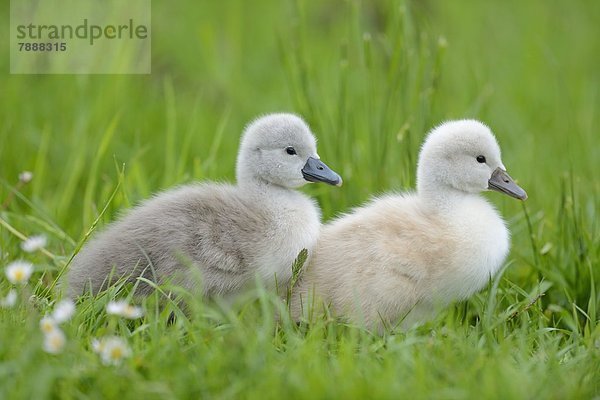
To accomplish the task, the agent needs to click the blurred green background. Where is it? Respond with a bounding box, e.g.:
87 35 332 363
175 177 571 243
1 0 598 229
0 0 599 398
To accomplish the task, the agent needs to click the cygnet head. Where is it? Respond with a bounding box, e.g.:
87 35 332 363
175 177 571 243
416 120 527 201
236 113 342 189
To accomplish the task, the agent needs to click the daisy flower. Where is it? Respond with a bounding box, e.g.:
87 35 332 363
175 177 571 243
5 260 34 285
93 336 132 366
91 338 104 353
40 302 73 355
43 327 66 354
21 235 47 253
106 300 144 319
19 171 33 184
40 316 58 334
52 299 75 323
0 290 17 308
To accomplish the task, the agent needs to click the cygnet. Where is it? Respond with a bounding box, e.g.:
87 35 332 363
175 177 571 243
68 113 342 298
292 120 526 330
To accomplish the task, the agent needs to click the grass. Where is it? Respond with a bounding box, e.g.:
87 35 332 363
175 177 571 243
1 0 599 398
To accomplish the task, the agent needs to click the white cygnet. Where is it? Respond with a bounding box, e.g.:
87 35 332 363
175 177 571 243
67 113 342 298
292 120 527 330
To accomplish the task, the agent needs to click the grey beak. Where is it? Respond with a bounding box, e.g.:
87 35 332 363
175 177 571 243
488 168 527 200
301 157 343 187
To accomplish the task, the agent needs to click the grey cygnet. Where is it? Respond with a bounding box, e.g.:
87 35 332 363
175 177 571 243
67 113 342 299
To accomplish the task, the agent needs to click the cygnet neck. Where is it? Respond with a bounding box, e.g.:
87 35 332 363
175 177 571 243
417 180 480 212
236 174 296 198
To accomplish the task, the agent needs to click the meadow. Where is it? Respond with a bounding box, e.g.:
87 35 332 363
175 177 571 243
0 0 599 398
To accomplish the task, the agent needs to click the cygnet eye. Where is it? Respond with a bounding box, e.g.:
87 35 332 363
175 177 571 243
285 146 297 155
476 155 486 163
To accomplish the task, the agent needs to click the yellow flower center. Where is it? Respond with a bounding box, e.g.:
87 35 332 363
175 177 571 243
14 270 24 282
41 322 54 333
110 347 123 360
50 336 63 348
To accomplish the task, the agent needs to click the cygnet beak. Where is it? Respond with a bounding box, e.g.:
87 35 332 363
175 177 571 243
301 157 343 187
488 168 527 200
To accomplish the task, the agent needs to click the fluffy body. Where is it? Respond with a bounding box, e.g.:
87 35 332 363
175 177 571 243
68 113 333 298
68 183 319 297
292 120 521 329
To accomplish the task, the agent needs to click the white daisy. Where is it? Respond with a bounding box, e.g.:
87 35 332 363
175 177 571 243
21 235 47 253
5 260 34 285
43 327 66 354
106 300 144 319
40 316 58 334
94 336 131 366
52 299 75 323
19 171 33 183
91 338 103 353
0 290 17 308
